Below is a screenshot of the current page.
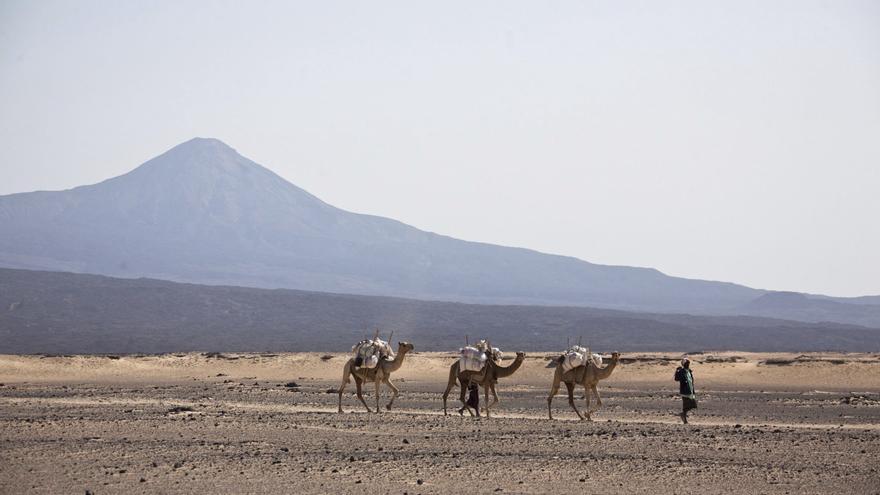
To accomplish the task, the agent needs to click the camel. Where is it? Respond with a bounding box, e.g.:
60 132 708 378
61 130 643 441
547 352 620 420
337 341 414 413
442 351 526 417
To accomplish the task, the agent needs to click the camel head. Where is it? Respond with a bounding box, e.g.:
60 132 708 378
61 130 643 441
514 351 526 361
610 352 621 361
397 341 414 353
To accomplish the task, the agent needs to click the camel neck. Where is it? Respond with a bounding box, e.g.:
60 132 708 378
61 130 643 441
387 349 409 372
494 356 524 378
595 358 619 380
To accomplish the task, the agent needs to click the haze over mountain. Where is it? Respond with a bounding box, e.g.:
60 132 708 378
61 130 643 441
1 138 878 326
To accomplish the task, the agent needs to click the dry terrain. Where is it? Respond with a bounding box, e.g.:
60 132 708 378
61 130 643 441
1 351 879 494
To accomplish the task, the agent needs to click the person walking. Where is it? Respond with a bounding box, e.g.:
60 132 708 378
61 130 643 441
458 382 480 417
674 357 697 424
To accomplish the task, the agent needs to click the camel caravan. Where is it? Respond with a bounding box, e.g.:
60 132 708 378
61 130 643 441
337 331 621 420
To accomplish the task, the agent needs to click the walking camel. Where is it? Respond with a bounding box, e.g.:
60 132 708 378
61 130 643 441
337 341 414 413
547 352 620 420
442 351 526 417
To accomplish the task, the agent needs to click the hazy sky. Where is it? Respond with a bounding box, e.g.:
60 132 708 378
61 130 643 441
1 1 878 296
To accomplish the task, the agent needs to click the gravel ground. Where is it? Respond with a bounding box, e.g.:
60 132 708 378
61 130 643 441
2 368 879 494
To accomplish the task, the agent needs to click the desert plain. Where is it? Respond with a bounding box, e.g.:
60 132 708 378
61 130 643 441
1 351 879 494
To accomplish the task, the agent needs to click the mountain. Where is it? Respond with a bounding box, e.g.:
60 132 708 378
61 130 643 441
0 137 877 326
741 292 880 328
2 268 878 354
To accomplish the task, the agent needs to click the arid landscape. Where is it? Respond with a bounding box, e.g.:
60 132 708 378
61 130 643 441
4 2 879 494
1 351 878 494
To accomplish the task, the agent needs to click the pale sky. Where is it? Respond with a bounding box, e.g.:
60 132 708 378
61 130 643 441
1 1 878 297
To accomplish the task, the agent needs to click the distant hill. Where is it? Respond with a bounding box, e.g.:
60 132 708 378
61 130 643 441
1 137 878 326
740 292 880 328
1 268 878 354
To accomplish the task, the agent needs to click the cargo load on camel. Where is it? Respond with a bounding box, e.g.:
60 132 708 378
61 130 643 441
459 339 503 372
559 345 603 372
351 336 394 369
459 346 487 372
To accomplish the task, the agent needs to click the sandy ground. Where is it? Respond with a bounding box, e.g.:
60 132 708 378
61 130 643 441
1 351 879 494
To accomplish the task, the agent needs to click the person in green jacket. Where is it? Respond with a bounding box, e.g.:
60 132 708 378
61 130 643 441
674 357 697 424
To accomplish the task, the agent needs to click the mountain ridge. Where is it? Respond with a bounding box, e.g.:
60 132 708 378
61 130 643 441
1 137 878 326
2 267 878 354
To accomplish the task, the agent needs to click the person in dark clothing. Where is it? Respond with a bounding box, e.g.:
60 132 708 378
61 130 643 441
674 357 697 424
458 382 481 417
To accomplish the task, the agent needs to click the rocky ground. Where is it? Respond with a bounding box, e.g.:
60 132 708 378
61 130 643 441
1 352 879 494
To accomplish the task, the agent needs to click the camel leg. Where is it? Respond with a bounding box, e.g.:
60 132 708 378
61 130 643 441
337 362 351 413
547 371 562 420
482 381 499 416
583 385 592 421
374 378 381 413
589 384 602 415
455 376 473 417
458 377 470 412
483 382 491 418
383 377 399 411
354 376 371 413
487 381 499 410
565 381 584 420
441 364 457 416
472 380 481 417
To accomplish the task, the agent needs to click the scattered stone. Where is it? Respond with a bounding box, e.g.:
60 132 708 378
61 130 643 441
284 382 300 388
